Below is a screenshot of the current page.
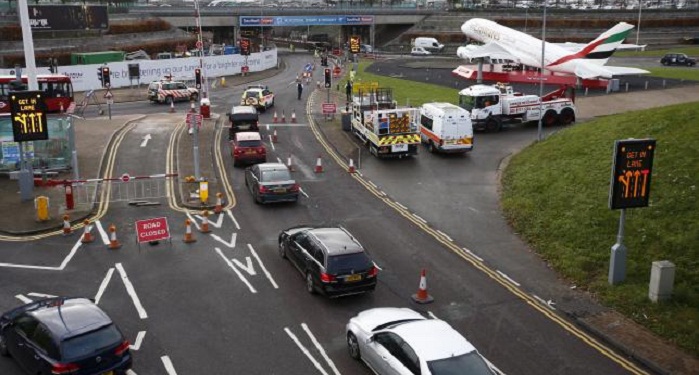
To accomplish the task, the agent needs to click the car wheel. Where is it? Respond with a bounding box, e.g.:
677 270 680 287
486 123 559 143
190 93 199 101
306 273 316 294
661 61 668 66
279 242 287 259
427 141 436 153
347 332 361 360
0 333 9 357
166 96 174 105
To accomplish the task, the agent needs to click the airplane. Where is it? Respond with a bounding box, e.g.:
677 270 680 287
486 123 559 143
457 18 649 80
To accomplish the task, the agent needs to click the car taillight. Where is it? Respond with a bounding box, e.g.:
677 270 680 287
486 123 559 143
259 185 270 193
233 148 242 155
320 272 336 283
257 147 266 155
115 340 130 356
52 362 80 374
367 266 378 278
289 183 300 192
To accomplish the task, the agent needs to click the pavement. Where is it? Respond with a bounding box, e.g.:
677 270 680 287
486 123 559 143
1 55 698 374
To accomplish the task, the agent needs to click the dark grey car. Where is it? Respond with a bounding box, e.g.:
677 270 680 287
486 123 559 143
244 163 299 204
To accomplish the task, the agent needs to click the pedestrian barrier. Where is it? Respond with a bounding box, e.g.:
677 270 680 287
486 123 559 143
411 269 434 304
81 219 94 243
348 158 356 174
108 224 122 250
200 210 212 233
287 154 295 172
214 192 224 214
314 155 323 173
183 219 196 243
62 214 72 236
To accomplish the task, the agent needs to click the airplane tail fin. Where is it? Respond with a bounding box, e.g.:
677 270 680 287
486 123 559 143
581 22 635 65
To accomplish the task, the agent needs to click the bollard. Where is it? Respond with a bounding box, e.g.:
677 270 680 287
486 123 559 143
108 224 122 249
199 180 209 204
35 196 50 222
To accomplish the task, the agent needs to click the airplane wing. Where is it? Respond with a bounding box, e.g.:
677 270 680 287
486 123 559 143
456 42 520 62
574 61 649 79
556 42 647 52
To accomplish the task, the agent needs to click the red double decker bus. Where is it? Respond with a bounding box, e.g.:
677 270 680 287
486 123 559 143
0 74 74 114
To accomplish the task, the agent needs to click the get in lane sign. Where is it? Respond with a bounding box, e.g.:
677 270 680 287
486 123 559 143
9 91 48 142
135 217 170 243
609 138 656 209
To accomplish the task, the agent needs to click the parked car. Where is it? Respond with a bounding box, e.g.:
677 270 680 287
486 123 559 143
660 53 696 66
0 297 132 375
278 226 378 297
346 308 499 375
227 105 259 137
231 131 266 167
411 46 432 56
240 86 275 112
244 162 299 204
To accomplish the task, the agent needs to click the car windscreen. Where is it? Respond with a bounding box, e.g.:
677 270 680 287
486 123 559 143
244 91 259 98
427 351 494 375
238 140 262 148
60 324 122 360
327 252 372 273
260 169 291 182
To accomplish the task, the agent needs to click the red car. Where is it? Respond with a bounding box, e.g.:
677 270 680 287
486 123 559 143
231 132 266 167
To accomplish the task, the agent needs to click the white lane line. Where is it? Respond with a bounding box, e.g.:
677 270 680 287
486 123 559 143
161 356 178 375
248 244 279 289
299 188 309 198
368 181 378 189
412 213 427 224
94 267 115 305
185 212 201 231
194 212 224 228
496 270 521 287
427 311 438 319
468 206 479 213
115 263 148 319
394 201 407 210
15 294 32 304
210 232 237 248
1 239 82 271
27 292 56 298
266 124 270 130
276 156 283 164
302 323 341 375
436 230 453 242
58 239 83 270
378 190 385 196
268 134 276 151
462 248 483 262
214 247 257 294
126 370 138 375
226 210 241 230
129 331 146 351
284 327 330 375
95 220 110 245
533 294 547 305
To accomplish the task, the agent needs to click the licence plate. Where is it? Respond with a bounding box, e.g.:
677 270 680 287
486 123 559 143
245 149 256 154
392 144 408 152
345 274 361 282
273 188 287 193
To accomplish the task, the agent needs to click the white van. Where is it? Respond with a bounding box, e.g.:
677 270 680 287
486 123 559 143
412 37 444 52
419 102 473 153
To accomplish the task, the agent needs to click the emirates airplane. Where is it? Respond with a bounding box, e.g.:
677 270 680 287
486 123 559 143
457 18 649 79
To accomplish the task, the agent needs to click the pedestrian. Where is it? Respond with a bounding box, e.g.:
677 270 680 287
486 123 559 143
297 82 303 100
345 80 352 102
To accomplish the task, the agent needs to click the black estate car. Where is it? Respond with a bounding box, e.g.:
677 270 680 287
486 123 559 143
0 297 132 375
278 226 378 297
660 53 696 66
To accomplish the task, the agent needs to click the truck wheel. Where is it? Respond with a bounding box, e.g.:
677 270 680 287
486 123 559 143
560 108 575 125
486 118 501 132
543 111 559 126
427 141 436 153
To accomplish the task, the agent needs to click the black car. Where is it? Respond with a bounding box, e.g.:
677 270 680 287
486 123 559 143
0 297 132 375
660 53 696 66
278 226 378 297
227 105 259 138
244 163 299 204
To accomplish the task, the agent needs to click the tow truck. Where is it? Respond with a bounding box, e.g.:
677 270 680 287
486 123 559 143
458 83 576 132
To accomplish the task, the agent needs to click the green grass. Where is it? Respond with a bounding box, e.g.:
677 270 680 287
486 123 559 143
500 104 699 356
615 46 699 58
646 67 699 81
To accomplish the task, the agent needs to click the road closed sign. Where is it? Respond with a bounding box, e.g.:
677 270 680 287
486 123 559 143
135 217 170 243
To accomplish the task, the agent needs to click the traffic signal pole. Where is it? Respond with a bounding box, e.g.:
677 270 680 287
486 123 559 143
17 0 37 200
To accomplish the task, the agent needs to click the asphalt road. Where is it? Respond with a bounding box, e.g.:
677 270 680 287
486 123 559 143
0 55 653 375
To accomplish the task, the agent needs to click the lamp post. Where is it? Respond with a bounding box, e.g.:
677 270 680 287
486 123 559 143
636 1 642 46
537 0 547 142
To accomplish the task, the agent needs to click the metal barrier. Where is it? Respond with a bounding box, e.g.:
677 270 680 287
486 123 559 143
69 174 178 209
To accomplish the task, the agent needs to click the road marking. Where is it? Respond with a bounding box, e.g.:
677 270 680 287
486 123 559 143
266 123 307 127
284 327 330 375
300 188 309 198
248 244 279 289
15 294 32 304
268 134 276 151
161 356 178 375
210 232 237 248
27 292 56 298
226 210 241 230
94 267 115 305
95 220 110 245
194 212 225 228
115 263 148 319
368 181 378 189
412 213 427 224
394 201 407 210
215 247 256 294
427 311 438 319
436 230 453 242
185 212 201 231
0 238 82 271
496 270 521 287
129 331 147 350
468 206 479 213
462 248 483 262
302 323 341 375
276 156 283 164
232 257 257 275
126 370 138 375
140 134 152 147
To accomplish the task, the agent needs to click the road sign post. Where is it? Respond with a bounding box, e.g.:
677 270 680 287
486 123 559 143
104 89 113 120
10 90 49 201
190 109 201 180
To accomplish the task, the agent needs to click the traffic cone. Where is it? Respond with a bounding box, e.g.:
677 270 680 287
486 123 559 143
291 109 297 123
200 210 211 233
169 101 175 113
287 154 295 172
62 214 72 236
214 192 224 214
281 110 286 123
348 158 356 173
272 129 278 143
81 219 94 243
59 102 64 113
273 110 278 123
108 224 122 250
183 219 197 243
314 155 323 173
411 269 434 304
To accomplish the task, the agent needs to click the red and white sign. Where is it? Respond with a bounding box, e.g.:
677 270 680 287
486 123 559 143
104 91 113 99
120 173 131 182
322 103 336 114
186 113 203 129
135 217 170 243
241 65 249 73
196 40 203 49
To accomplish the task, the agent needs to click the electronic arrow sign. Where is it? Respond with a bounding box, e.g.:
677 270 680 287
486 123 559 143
9 91 48 142
609 138 656 209
350 35 361 54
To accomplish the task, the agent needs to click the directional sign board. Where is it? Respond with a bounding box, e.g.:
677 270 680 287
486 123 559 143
135 217 170 244
609 139 656 209
322 103 336 114
9 91 48 142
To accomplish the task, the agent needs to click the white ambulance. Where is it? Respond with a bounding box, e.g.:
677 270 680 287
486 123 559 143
419 102 474 153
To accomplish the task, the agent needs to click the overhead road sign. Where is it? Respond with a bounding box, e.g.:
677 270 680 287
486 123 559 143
28 5 108 31
240 15 374 27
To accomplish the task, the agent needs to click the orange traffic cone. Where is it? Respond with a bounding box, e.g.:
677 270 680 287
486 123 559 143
108 224 122 250
314 155 323 173
183 219 197 243
287 154 295 172
348 158 356 174
81 219 94 243
411 269 434 304
62 214 72 236
169 101 175 113
273 110 278 123
214 192 224 214
272 129 278 143
281 110 286 123
200 210 211 233
291 109 297 123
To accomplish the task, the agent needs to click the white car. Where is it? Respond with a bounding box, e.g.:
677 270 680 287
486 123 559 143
411 46 432 56
346 308 499 375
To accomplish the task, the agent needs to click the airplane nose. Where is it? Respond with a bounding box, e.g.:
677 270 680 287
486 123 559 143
461 21 471 35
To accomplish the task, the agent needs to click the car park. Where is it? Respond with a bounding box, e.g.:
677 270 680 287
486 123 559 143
411 46 432 56
660 53 696 66
231 131 266 167
278 226 378 297
346 308 498 375
227 105 259 136
244 162 299 204
147 79 199 104
0 297 132 375
240 85 275 112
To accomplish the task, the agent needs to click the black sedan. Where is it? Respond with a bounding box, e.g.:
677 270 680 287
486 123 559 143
0 297 132 375
244 162 299 204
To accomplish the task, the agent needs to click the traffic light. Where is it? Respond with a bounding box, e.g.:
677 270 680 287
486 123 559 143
240 38 250 56
97 68 103 85
324 68 331 88
194 68 202 89
101 67 111 87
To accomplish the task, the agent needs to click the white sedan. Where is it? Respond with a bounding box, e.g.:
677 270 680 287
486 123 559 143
346 308 500 375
